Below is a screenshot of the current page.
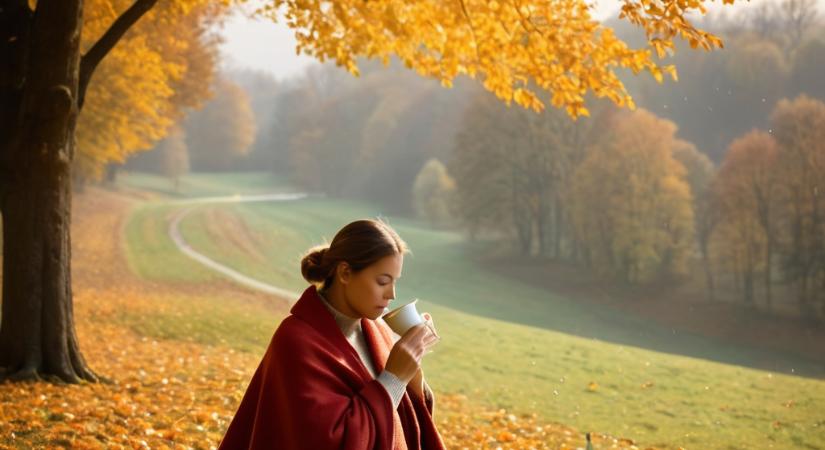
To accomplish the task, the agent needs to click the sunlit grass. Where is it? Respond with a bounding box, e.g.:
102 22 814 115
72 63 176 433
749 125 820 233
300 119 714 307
113 292 280 354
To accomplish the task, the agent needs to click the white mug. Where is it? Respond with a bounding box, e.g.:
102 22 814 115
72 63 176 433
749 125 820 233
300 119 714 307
382 298 426 336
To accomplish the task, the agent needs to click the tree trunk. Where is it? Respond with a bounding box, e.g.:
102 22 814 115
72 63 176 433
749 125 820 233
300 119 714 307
552 198 563 260
819 268 825 325
0 0 157 383
105 162 119 185
743 244 755 306
535 194 546 257
0 152 97 383
699 236 715 302
743 266 755 306
732 255 741 296
0 0 97 383
764 235 773 311
511 168 531 255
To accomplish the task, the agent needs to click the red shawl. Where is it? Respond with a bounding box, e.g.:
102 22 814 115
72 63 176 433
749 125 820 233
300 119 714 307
218 284 447 450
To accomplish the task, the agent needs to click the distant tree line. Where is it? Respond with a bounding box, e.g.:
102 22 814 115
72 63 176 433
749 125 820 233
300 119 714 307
449 84 825 323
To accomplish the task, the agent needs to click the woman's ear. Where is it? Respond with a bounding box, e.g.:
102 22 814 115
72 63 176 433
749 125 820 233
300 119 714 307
336 261 352 285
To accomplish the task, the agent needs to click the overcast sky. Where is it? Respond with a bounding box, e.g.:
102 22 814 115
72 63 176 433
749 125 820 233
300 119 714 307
217 0 815 81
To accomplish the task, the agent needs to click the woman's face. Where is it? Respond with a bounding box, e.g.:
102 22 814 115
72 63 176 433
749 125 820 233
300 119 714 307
339 252 403 320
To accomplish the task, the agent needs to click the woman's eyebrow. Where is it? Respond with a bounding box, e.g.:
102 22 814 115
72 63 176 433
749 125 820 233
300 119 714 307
380 273 400 280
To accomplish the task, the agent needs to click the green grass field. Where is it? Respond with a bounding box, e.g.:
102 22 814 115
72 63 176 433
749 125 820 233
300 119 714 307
119 171 825 450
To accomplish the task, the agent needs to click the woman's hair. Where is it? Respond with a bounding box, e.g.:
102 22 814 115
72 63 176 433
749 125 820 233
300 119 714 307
301 218 410 290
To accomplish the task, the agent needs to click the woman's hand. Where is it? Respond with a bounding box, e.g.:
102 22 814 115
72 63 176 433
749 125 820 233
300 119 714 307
384 313 440 384
409 313 438 396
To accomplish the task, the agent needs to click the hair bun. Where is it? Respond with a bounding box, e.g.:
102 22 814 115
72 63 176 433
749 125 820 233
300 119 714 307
301 246 330 283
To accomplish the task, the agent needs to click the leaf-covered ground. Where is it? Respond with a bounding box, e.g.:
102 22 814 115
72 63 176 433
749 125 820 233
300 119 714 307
0 187 660 449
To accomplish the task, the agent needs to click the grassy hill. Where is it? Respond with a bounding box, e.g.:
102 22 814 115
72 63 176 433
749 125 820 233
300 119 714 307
118 171 825 450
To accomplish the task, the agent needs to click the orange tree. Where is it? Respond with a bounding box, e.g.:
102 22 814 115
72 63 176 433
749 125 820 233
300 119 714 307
0 0 734 383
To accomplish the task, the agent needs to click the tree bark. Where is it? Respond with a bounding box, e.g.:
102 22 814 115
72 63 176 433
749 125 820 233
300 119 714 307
764 236 773 310
105 163 120 185
552 196 563 260
0 0 157 383
0 0 94 383
700 240 716 302
0 0 30 207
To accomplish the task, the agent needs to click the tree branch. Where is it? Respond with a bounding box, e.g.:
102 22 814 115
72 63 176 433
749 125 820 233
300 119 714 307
78 0 158 110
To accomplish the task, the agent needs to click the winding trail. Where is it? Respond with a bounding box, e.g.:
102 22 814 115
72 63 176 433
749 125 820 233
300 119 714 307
167 192 309 304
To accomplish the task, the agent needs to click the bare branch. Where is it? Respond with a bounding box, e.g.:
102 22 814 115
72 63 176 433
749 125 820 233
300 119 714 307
781 0 818 49
748 1 781 39
78 0 158 110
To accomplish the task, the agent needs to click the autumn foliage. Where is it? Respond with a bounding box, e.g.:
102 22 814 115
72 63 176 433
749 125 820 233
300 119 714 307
74 0 225 182
569 109 694 283
261 0 731 117
711 95 825 317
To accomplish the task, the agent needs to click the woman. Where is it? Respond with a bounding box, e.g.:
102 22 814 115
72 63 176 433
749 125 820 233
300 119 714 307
218 219 446 450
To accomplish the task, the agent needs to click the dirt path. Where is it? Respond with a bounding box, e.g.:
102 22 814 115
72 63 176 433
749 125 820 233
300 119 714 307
166 194 306 303
72 186 295 315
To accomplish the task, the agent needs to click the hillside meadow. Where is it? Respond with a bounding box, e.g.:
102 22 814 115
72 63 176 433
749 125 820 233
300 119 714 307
116 171 825 450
